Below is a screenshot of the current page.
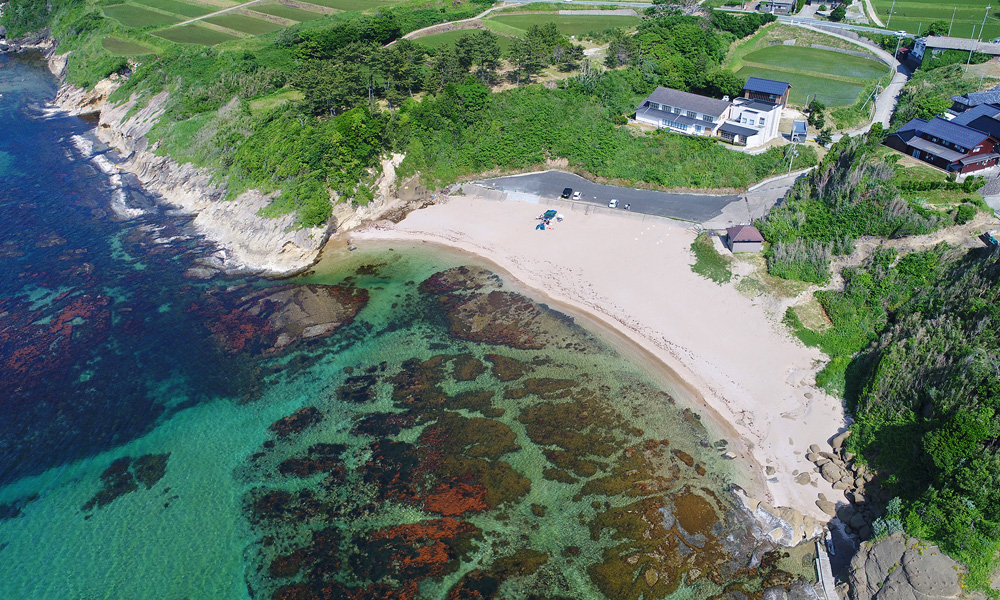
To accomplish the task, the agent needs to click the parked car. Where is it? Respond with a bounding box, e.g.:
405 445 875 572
572 191 582 200
561 188 572 199
608 199 619 208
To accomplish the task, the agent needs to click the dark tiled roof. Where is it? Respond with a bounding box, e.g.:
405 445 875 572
643 87 731 118
636 103 721 129
923 36 1000 54
951 86 1000 107
908 137 966 162
889 117 926 144
726 225 764 243
960 153 1000 165
950 102 1000 125
919 117 990 149
743 77 791 96
719 121 760 137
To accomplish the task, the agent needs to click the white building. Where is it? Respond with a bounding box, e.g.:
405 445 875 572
718 98 783 148
634 87 731 137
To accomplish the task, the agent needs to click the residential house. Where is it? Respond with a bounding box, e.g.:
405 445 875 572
726 225 764 253
718 97 782 148
950 85 1000 113
758 0 796 14
911 36 1000 64
634 87 731 136
742 77 791 107
950 102 1000 137
885 116 1000 173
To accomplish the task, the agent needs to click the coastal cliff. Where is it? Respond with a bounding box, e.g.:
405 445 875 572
38 44 412 276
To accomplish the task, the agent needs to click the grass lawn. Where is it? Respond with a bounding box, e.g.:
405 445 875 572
249 89 305 114
414 29 514 51
893 162 982 207
743 45 887 80
204 13 284 35
132 0 214 19
101 36 157 55
297 0 396 11
486 14 642 38
690 232 733 284
736 65 865 106
250 3 326 21
153 23 240 44
103 4 180 27
871 0 1000 39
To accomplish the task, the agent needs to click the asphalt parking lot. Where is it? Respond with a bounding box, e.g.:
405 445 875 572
476 171 740 222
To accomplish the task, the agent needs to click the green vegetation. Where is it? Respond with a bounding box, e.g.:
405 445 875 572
690 233 733 283
132 0 213 19
101 36 156 55
204 13 284 35
890 64 992 130
153 24 240 45
414 29 514 51
302 0 398 10
250 4 326 22
485 14 643 38
739 66 865 107
743 45 886 80
102 4 180 28
757 130 950 284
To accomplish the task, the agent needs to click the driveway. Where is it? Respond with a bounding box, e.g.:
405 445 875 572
476 171 739 222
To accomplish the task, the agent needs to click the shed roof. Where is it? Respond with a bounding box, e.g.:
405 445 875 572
719 121 760 137
734 98 781 112
726 224 764 243
922 35 1000 55
743 77 791 96
960 152 1000 165
908 137 966 162
919 117 990 149
643 86 731 118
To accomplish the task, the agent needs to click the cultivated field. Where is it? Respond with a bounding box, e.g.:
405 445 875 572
298 0 396 10
738 66 866 105
204 13 285 34
132 0 214 19
743 45 886 80
485 14 642 38
101 36 156 55
103 4 181 27
870 0 1000 39
251 3 326 22
153 23 241 44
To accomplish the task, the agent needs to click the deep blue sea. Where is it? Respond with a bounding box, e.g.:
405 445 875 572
0 52 817 600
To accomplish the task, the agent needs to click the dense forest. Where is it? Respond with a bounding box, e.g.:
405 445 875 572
1 0 812 226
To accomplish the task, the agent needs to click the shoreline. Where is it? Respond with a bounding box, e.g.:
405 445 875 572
343 194 849 525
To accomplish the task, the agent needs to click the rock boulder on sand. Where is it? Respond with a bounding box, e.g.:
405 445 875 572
849 532 965 600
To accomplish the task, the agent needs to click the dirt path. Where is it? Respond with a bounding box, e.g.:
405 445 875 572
863 0 886 28
395 3 511 43
175 0 268 27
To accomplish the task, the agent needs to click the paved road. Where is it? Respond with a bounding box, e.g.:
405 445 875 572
477 171 739 222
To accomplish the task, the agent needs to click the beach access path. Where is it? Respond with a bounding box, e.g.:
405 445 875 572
350 194 850 521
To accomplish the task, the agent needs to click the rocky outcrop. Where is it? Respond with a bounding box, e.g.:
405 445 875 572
733 487 825 547
807 430 889 540
848 533 965 600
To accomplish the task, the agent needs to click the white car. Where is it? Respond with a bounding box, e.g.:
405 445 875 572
572 191 582 200
608 199 619 208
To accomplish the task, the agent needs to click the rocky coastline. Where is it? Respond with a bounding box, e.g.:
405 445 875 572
5 34 424 276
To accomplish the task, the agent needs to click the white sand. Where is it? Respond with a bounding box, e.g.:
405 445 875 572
349 195 848 520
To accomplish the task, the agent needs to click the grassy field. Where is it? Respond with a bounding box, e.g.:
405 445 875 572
298 0 396 10
743 45 886 80
737 65 866 106
249 89 305 114
414 29 515 51
486 14 642 38
103 4 180 28
871 0 1000 39
153 23 240 44
132 0 214 19
204 13 284 35
250 3 326 21
101 36 157 55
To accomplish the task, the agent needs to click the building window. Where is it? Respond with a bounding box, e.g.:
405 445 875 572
749 118 755 126
704 116 714 124
741 117 747 124
665 120 688 131
649 102 659 110
673 107 681 114
695 125 703 133
759 117 766 126
686 110 697 118
975 146 982 152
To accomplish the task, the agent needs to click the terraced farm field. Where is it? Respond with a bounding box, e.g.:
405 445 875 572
486 14 642 37
153 23 241 44
299 0 397 10
101 36 157 55
204 13 284 34
251 3 326 21
103 4 180 27
132 0 214 19
735 45 886 107
871 0 1000 39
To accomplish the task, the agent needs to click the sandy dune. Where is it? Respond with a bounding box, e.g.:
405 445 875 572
348 194 849 521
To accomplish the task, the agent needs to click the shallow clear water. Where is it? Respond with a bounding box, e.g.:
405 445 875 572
0 53 816 600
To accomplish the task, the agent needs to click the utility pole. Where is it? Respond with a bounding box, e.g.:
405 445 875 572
890 32 903 79
949 6 957 36
886 0 897 29
967 5 991 72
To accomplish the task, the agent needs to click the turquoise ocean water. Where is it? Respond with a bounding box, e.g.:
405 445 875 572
0 52 816 599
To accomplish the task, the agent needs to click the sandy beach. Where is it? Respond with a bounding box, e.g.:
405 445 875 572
345 193 848 522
